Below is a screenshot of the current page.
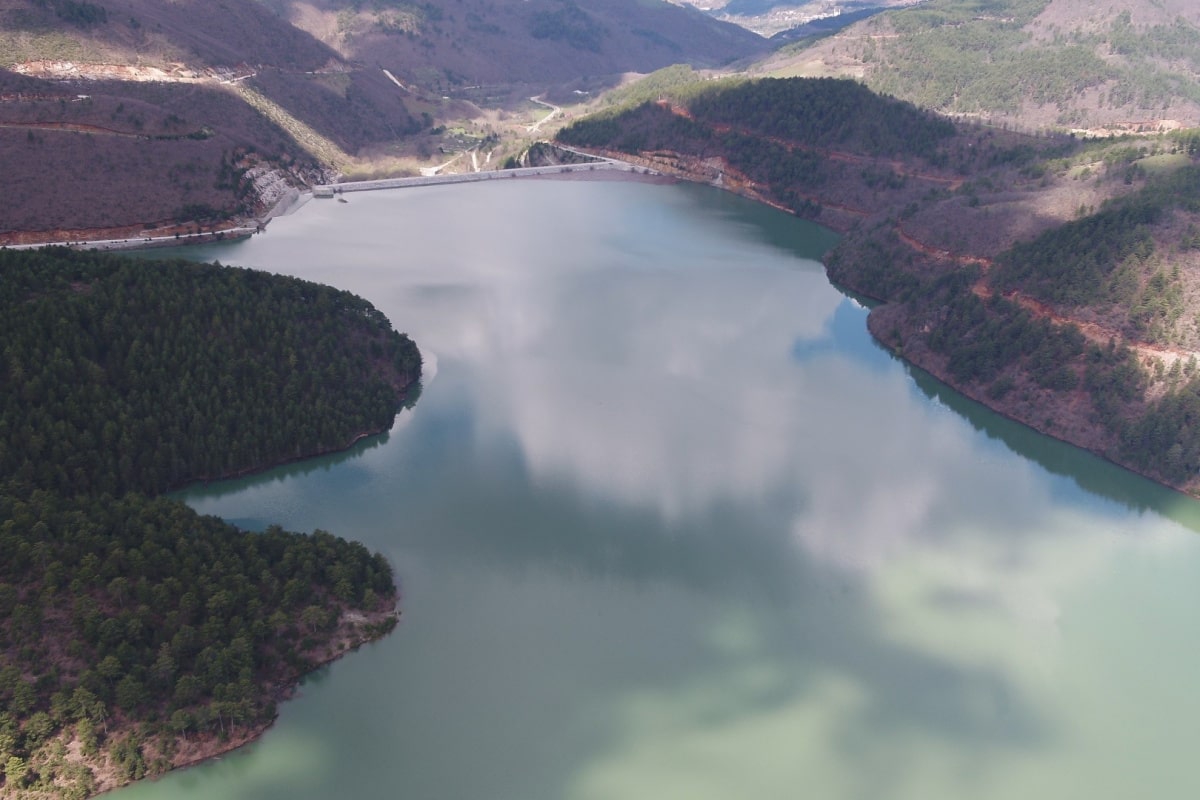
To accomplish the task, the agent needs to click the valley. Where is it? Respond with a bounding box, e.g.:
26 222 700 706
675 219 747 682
6 1 1200 798
7 0 1200 495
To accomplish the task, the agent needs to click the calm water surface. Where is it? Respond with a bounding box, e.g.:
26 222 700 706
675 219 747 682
118 178 1200 799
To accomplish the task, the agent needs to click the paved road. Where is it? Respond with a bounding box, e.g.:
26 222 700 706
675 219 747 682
526 96 561 134
316 158 659 195
2 227 257 252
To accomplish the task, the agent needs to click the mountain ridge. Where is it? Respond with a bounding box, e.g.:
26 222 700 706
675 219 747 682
754 0 1200 133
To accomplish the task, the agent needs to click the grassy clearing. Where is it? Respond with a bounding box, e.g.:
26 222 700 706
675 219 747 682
229 84 352 171
0 31 88 65
764 60 862 80
1137 152 1192 175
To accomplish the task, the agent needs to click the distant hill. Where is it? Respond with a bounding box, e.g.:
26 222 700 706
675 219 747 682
0 0 339 69
754 0 1200 133
0 0 765 239
0 67 324 240
265 0 765 87
0 0 763 88
666 0 923 38
558 75 976 232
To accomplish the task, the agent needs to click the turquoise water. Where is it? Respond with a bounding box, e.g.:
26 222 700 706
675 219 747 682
116 178 1200 800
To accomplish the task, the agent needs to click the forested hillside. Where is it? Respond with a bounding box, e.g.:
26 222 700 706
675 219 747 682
0 249 420 799
0 489 398 799
559 76 971 228
831 145 1200 490
564 76 955 157
758 0 1200 133
0 248 421 494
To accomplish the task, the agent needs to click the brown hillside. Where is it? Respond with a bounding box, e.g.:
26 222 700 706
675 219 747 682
0 69 319 239
245 68 424 154
273 0 766 87
0 0 340 69
0 0 767 239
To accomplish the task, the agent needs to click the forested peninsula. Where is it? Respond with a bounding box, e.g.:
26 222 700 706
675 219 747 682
558 75 1200 495
0 248 421 799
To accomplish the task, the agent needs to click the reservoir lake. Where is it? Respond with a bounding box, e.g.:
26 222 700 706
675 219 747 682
118 177 1200 799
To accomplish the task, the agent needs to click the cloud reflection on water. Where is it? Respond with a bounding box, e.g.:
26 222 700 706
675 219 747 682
163 180 1200 800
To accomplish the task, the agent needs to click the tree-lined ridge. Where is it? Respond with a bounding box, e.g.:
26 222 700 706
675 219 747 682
0 247 422 799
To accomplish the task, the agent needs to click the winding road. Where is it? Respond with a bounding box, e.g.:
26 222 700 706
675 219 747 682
526 96 561 134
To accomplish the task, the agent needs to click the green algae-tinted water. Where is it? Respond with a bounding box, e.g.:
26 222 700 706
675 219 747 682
117 178 1200 800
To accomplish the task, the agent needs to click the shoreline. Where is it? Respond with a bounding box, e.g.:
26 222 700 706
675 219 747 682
866 304 1200 501
0 253 423 798
15 150 1191 799
619 148 1200 501
173 423 392 491
0 181 311 253
0 160 658 253
43 419 413 799
17 155 1184 504
84 603 400 798
0 222 258 252
60 416 411 799
8 155 1186 503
